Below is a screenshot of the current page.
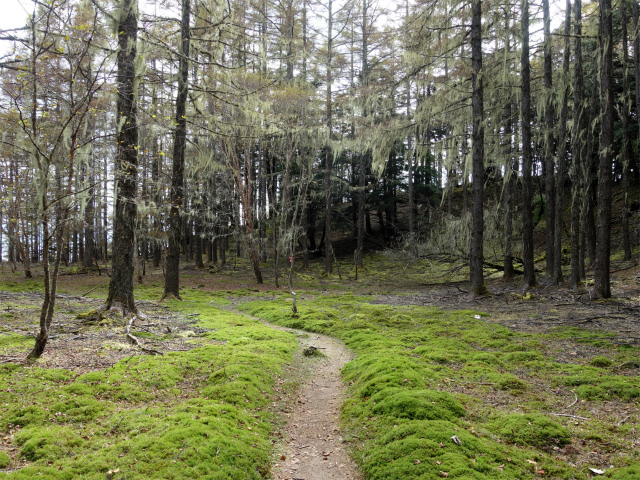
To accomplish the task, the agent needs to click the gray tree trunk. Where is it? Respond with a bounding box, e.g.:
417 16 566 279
553 0 571 285
543 0 556 277
163 0 191 300
469 0 487 296
521 0 536 288
106 0 139 315
594 0 613 298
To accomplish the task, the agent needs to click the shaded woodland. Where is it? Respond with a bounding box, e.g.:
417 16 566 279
0 0 639 356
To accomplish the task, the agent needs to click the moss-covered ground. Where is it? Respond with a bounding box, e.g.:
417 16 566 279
0 250 638 479
238 291 640 479
0 284 298 479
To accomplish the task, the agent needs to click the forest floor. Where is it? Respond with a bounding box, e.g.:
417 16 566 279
0 252 638 479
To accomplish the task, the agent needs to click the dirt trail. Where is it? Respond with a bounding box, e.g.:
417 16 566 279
228 307 362 479
270 329 361 480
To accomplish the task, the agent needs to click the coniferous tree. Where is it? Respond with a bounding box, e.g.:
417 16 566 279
521 0 536 288
469 0 486 296
543 0 555 277
620 0 632 261
106 0 139 315
594 0 613 298
163 0 191 300
553 0 571 285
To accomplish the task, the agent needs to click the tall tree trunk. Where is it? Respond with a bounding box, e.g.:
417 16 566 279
151 84 162 269
194 217 204 268
621 0 632 260
634 0 640 259
82 161 96 268
405 0 415 245
543 0 556 277
595 0 613 298
163 0 191 300
470 0 487 295
583 77 599 270
106 0 139 315
521 0 536 287
259 144 267 263
356 0 369 268
82 58 97 270
324 0 334 275
553 0 571 285
356 152 366 266
503 102 515 280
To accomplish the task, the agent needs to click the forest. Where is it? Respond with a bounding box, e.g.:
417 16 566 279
0 0 639 478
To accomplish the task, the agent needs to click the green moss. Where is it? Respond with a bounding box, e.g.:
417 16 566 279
576 379 640 400
496 374 528 391
0 334 30 351
471 353 504 366
590 356 614 368
4 405 47 427
610 464 640 478
0 280 44 293
503 351 542 363
0 450 10 468
371 389 465 421
239 293 620 479
0 293 297 479
16 425 85 461
493 413 571 448
50 397 102 422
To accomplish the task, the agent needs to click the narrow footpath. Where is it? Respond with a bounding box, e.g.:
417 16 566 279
270 329 362 480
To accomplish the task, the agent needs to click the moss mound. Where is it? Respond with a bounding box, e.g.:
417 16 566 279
0 450 10 468
494 413 571 448
371 389 465 422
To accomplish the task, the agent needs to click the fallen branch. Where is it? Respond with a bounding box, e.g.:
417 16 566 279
614 361 640 369
482 260 524 275
611 263 637 273
0 357 23 364
566 391 578 409
126 315 163 355
618 415 630 425
549 413 588 420
82 285 101 297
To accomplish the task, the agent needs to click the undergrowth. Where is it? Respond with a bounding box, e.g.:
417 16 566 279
241 295 640 479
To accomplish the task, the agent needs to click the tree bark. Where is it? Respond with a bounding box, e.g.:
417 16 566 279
356 0 369 268
553 0 571 285
594 0 613 298
634 0 640 258
620 0 632 260
543 0 556 277
163 0 191 300
521 0 536 288
106 0 139 315
324 0 334 275
469 0 487 296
